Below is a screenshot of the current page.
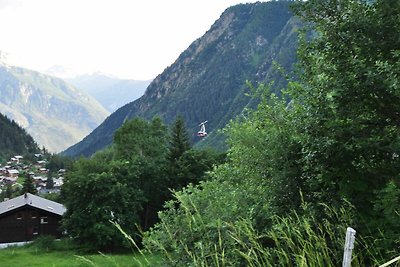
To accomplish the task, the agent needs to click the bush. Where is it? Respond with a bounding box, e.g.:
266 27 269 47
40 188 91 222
32 235 56 252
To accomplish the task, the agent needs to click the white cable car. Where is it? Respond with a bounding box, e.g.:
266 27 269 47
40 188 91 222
197 121 208 137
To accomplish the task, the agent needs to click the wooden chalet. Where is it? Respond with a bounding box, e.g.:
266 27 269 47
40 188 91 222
0 193 66 243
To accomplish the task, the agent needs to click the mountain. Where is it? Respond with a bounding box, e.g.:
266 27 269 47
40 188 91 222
0 112 40 160
63 1 300 158
0 63 109 152
67 73 151 112
44 65 80 79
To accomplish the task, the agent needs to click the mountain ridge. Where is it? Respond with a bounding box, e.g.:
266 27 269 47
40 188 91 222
0 63 109 152
67 73 150 112
63 1 300 157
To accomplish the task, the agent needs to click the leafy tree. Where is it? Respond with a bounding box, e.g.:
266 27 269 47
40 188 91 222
46 154 73 173
175 148 226 187
113 116 169 230
22 172 37 194
61 149 144 251
291 0 400 222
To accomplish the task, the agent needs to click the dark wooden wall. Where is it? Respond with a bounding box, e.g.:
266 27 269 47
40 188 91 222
0 206 63 243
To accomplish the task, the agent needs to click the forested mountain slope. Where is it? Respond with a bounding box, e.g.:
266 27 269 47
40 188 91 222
63 1 300 157
0 112 40 160
0 63 109 152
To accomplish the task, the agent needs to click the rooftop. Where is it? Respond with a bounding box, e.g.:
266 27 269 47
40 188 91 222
0 193 66 216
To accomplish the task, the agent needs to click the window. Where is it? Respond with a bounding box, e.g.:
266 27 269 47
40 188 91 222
40 217 48 224
16 213 23 220
33 227 39 235
31 211 37 219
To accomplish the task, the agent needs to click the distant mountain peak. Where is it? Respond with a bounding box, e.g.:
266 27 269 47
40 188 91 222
67 73 150 113
44 65 81 79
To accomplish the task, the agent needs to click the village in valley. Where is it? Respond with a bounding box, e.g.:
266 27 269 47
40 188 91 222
0 154 65 200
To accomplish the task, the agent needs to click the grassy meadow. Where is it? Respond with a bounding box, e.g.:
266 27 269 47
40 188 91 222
0 239 159 267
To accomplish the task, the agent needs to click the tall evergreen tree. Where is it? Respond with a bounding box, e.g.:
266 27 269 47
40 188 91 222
22 172 37 194
168 115 191 163
167 115 191 189
46 171 54 189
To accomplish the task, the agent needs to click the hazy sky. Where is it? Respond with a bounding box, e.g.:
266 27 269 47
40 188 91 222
0 0 265 80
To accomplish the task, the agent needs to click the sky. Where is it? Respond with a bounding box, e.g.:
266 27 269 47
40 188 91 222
0 0 265 80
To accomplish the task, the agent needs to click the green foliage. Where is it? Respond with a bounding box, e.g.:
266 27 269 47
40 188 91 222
167 115 191 164
174 148 225 187
61 149 144 251
0 112 40 159
167 115 225 190
46 172 54 189
32 235 57 252
23 172 37 194
371 181 400 254
144 192 386 266
62 115 221 251
46 154 73 173
291 0 400 224
113 117 170 230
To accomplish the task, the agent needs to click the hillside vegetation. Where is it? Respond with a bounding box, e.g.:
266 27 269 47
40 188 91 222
0 112 40 161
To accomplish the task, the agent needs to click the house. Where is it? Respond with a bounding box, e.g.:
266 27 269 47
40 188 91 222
11 155 23 164
6 169 19 178
3 177 17 184
0 193 66 243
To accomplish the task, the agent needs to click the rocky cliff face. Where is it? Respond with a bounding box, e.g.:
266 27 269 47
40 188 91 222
0 63 109 152
63 1 301 157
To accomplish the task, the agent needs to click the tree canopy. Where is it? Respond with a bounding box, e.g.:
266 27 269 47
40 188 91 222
61 116 223 250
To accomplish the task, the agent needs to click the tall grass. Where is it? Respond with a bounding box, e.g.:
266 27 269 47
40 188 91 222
142 198 399 266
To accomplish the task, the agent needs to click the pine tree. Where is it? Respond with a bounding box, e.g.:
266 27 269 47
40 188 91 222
22 172 37 194
46 172 54 189
168 115 191 164
167 115 191 189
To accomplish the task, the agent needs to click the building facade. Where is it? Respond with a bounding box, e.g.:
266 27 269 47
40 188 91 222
0 193 66 243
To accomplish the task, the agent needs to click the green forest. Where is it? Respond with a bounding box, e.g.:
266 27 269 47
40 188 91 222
0 113 40 162
56 0 400 266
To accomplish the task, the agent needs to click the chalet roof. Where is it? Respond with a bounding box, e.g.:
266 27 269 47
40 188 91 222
0 193 66 216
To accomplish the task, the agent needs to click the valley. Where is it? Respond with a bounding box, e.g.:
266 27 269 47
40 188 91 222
0 63 109 152
0 1 399 266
